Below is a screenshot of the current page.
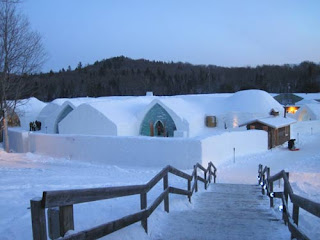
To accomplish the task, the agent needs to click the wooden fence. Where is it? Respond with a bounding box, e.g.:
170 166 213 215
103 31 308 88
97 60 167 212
258 164 320 240
31 162 217 240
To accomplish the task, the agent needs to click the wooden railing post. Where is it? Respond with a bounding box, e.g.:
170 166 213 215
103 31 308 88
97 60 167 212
292 203 299 226
258 164 262 185
269 181 274 208
30 198 47 240
204 171 207 190
59 205 74 237
187 179 191 202
194 165 198 192
261 173 265 195
48 207 60 239
284 172 289 206
140 192 148 233
163 174 169 213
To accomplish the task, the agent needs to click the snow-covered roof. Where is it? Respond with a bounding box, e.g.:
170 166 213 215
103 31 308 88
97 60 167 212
295 99 319 106
242 116 296 128
87 97 155 135
294 93 320 101
225 90 283 114
15 90 297 136
294 103 320 121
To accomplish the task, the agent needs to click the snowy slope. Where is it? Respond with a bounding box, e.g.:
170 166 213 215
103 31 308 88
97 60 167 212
0 121 320 239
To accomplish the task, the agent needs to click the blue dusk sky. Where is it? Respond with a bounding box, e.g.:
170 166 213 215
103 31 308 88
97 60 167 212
22 0 320 72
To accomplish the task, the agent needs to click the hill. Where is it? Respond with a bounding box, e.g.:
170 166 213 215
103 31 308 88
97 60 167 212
27 56 320 101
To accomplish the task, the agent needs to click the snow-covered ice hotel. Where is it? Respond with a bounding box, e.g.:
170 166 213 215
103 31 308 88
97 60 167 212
26 90 284 136
8 90 305 168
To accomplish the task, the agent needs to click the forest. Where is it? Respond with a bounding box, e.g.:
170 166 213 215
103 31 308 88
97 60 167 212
26 56 320 101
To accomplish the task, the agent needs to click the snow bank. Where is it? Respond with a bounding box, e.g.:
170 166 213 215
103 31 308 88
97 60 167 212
8 128 268 169
27 133 202 169
200 130 268 166
291 120 320 138
7 128 29 153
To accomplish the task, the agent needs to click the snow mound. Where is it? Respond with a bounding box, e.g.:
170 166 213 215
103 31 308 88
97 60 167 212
226 90 283 114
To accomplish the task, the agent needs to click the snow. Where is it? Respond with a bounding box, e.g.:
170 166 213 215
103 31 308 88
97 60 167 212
295 98 319 106
294 103 320 121
15 90 286 138
8 128 267 169
242 116 296 128
1 120 320 239
225 90 284 115
294 93 320 101
15 97 46 130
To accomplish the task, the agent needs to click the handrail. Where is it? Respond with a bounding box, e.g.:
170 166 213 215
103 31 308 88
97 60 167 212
258 164 320 240
31 162 217 240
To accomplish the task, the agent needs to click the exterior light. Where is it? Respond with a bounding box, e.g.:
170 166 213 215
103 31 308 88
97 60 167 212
278 205 283 212
269 192 274 198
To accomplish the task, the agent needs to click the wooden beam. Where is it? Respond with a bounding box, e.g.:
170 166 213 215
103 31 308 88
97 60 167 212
292 194 320 218
168 166 192 180
47 207 60 239
30 198 47 240
62 210 146 240
163 174 169 213
42 185 146 208
140 192 147 233
59 205 74 237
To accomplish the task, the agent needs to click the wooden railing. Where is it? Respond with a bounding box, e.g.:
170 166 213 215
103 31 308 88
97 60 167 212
31 162 217 240
258 164 320 240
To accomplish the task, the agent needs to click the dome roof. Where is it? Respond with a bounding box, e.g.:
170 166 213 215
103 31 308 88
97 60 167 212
226 90 283 114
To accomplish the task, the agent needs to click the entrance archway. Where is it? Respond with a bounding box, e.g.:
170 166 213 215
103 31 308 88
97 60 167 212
140 103 177 137
155 120 165 137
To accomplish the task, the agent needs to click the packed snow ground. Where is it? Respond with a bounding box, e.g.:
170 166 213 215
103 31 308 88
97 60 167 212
1 122 320 239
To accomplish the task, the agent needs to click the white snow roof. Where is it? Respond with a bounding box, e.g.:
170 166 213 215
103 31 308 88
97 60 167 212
296 104 320 120
85 97 155 135
294 93 320 101
243 117 296 128
225 90 283 114
295 99 319 106
88 97 154 124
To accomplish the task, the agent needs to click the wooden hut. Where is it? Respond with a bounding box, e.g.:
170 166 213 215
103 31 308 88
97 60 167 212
242 117 296 149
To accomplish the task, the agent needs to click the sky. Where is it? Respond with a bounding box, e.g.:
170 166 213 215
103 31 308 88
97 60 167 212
21 0 320 72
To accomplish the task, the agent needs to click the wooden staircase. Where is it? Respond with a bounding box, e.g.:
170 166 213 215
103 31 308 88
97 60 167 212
151 183 290 240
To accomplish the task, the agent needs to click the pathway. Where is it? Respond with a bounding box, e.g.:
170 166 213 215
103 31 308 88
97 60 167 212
151 183 290 240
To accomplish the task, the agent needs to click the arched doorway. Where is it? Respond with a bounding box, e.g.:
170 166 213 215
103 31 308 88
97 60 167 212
154 120 165 137
140 103 177 137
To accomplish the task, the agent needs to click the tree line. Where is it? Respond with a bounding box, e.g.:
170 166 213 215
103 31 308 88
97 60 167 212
28 56 320 101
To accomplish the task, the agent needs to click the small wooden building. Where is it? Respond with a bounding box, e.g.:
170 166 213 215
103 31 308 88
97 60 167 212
243 117 296 149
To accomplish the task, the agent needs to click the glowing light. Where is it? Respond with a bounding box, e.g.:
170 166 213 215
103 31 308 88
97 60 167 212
287 106 299 114
269 192 274 198
278 205 283 212
232 115 239 128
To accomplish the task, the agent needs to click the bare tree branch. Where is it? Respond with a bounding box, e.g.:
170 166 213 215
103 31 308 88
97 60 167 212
0 0 46 151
